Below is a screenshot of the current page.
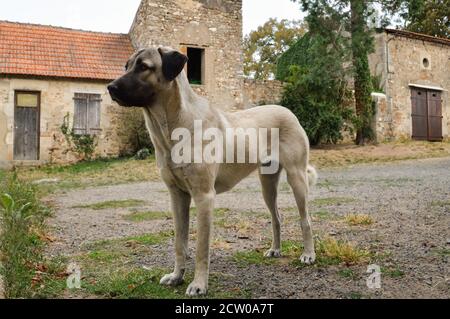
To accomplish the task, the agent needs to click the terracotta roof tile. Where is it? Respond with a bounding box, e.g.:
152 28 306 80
0 20 135 81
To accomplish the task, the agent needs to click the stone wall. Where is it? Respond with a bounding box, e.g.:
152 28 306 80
369 32 450 141
243 79 284 107
129 0 244 110
0 77 131 166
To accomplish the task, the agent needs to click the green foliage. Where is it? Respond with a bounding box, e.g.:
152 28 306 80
135 148 151 161
0 173 49 298
244 18 307 80
384 0 450 38
61 113 97 161
118 109 154 156
279 32 354 145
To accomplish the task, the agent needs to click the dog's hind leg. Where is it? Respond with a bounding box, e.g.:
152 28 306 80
286 168 316 264
160 186 191 287
259 169 283 258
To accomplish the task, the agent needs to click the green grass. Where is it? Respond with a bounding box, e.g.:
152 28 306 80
124 211 172 222
73 199 146 211
311 197 356 206
87 230 175 252
312 210 337 220
431 201 450 208
382 267 405 278
338 269 357 279
84 268 183 299
232 250 276 266
15 157 160 196
0 173 51 298
233 237 371 269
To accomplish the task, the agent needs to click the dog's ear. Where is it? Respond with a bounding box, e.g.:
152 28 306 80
158 48 188 81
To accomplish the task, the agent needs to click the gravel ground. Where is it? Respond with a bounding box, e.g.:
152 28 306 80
46 157 450 299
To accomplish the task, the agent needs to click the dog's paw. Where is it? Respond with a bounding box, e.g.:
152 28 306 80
264 249 282 258
160 273 184 287
300 252 316 265
186 281 208 297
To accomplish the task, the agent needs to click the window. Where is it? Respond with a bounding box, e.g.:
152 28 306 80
422 58 430 68
73 93 101 135
187 47 205 85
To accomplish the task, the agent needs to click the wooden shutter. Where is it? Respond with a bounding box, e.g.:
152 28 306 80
73 93 88 135
73 93 102 135
87 94 102 135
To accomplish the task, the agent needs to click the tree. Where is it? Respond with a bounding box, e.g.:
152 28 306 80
279 13 355 145
243 18 307 80
293 0 376 145
386 0 450 38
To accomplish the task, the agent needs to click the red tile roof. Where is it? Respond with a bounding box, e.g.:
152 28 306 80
0 21 135 81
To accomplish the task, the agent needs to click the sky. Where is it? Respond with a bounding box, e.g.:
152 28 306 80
0 0 305 35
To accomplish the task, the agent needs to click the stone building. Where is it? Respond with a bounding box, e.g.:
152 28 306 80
0 0 250 167
130 0 244 109
370 29 450 142
0 21 134 167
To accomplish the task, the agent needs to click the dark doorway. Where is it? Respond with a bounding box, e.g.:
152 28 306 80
187 47 205 85
14 91 41 160
411 88 443 141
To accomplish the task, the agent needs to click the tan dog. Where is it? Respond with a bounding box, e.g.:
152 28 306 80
108 47 317 296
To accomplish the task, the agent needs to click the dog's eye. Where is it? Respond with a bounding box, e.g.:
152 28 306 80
140 64 154 72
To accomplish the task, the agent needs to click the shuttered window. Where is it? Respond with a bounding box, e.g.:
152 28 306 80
73 93 102 135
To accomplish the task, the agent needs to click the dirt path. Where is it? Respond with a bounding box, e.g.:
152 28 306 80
46 157 450 299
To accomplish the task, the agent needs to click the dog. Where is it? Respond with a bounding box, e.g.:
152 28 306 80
108 47 318 296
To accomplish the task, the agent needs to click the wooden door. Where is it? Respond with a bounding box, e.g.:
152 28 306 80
14 91 40 160
411 88 428 140
411 88 443 141
427 90 443 141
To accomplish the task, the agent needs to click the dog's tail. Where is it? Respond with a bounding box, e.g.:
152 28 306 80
307 165 318 188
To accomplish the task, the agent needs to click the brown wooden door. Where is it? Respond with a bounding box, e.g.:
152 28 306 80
427 91 443 141
411 88 443 141
14 91 40 160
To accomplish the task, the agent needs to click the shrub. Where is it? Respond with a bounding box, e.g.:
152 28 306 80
118 109 154 156
135 148 151 161
0 173 49 298
61 113 97 161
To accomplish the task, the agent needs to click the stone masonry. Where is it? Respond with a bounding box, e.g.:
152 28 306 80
369 30 450 141
130 0 244 110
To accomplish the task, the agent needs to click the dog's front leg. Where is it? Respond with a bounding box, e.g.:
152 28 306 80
186 190 215 296
160 186 191 287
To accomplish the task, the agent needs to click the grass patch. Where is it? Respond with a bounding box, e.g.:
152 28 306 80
345 214 374 226
73 199 146 211
311 197 356 206
312 210 337 220
232 250 275 266
310 141 450 168
0 173 51 298
338 269 357 279
84 268 183 299
88 230 174 252
314 237 371 266
382 267 405 278
124 211 172 222
431 201 450 208
14 157 160 196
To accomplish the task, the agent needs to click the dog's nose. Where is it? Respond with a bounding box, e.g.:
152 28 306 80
107 84 119 95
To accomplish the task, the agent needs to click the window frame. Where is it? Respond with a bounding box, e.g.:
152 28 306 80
73 93 102 136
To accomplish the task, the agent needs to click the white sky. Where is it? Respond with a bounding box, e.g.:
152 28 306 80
0 0 305 35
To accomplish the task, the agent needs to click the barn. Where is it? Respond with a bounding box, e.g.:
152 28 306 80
370 29 450 142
